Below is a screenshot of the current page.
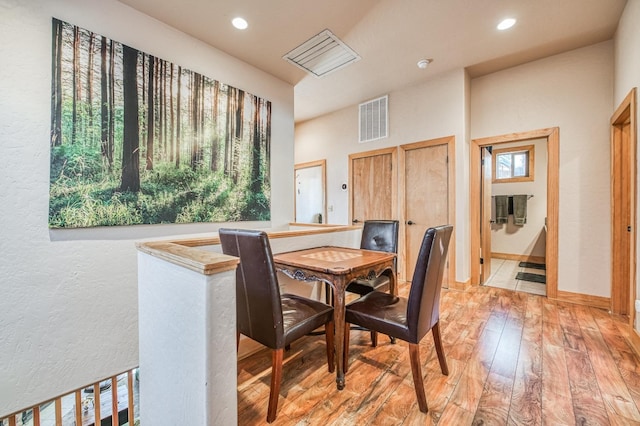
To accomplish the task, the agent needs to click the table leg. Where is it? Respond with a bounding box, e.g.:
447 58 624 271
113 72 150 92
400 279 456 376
389 268 397 296
331 277 346 390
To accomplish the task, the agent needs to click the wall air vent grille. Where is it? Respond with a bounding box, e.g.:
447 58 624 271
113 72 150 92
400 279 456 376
283 29 360 78
359 95 388 143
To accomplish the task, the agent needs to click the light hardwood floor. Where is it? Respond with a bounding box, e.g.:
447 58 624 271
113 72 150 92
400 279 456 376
237 282 640 425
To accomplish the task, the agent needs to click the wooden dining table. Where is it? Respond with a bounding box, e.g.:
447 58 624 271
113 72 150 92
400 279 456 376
272 246 396 390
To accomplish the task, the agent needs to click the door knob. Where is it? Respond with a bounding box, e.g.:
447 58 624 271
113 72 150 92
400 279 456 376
352 219 360 223
407 220 415 225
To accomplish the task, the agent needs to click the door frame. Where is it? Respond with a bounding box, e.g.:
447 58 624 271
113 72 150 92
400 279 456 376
480 147 492 284
399 136 456 286
610 88 637 321
470 128 559 298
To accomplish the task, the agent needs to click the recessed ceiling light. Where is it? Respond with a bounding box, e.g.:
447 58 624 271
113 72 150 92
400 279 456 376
497 18 516 31
417 59 432 69
232 17 248 30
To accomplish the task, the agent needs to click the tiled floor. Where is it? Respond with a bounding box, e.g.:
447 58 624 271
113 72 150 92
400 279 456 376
483 257 546 296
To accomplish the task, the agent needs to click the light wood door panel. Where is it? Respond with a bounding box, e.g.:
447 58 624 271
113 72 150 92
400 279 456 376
349 148 396 224
404 143 449 283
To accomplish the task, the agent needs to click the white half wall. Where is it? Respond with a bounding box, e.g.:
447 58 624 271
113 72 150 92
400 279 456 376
0 0 293 414
471 41 614 298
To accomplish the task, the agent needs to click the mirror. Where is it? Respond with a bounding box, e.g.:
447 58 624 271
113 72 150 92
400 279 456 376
294 160 326 224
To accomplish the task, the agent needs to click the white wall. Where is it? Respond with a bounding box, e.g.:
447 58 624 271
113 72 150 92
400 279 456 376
295 69 470 282
614 0 640 330
471 41 614 297
0 0 294 414
490 139 548 258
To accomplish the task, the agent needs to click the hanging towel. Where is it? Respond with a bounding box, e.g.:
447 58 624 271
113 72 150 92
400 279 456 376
494 195 509 224
490 195 497 223
513 194 528 226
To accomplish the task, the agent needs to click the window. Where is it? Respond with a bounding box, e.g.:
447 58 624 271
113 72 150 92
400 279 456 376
492 144 534 183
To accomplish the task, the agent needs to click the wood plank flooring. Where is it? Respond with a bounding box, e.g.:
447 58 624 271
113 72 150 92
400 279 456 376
237 283 640 425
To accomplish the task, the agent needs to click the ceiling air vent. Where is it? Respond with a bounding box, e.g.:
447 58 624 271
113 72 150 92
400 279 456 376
283 29 360 78
359 95 388 143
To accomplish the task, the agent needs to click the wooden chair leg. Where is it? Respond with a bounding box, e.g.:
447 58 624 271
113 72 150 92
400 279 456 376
343 321 351 373
409 343 428 413
325 320 335 373
370 330 378 347
267 349 284 423
432 322 449 375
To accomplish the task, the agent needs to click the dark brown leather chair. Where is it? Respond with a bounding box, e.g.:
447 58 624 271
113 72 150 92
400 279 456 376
346 220 399 296
343 225 453 413
343 220 399 345
219 228 335 423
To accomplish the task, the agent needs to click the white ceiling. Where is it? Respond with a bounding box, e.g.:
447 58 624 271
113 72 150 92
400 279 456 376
117 0 627 123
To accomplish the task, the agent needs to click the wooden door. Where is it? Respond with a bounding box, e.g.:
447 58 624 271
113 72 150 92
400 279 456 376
402 142 450 284
480 147 492 283
611 88 637 318
349 147 397 224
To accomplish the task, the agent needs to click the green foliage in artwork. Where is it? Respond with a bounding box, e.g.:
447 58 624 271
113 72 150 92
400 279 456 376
48 159 271 228
50 143 104 182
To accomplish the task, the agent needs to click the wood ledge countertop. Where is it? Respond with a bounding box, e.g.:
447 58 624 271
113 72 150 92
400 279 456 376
136 224 359 275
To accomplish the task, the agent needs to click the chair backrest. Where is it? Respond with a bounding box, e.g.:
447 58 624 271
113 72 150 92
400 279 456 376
360 220 399 254
219 228 284 349
406 225 453 341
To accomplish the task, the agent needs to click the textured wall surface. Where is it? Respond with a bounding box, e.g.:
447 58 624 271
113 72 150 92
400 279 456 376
0 0 293 414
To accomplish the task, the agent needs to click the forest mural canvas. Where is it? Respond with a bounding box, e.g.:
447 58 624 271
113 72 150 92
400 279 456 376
49 18 271 228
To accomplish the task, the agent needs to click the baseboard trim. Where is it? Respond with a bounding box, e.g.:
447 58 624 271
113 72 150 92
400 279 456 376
625 326 640 360
491 252 545 264
554 290 610 310
449 279 470 291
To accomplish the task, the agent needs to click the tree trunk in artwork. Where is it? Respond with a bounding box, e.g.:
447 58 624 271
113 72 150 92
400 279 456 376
51 18 63 147
72 25 80 145
169 63 174 163
251 95 262 195
100 36 112 168
86 32 95 145
163 61 169 159
175 66 182 168
108 39 115 164
190 72 200 170
210 80 219 172
265 101 271 180
158 59 165 160
199 74 205 165
231 89 245 184
146 54 155 171
224 86 234 176
120 45 140 192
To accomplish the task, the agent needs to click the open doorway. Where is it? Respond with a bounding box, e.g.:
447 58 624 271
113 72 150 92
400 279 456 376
470 128 559 299
294 160 326 224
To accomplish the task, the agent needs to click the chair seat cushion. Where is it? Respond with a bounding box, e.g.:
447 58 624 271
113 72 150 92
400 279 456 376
346 275 390 296
282 294 333 346
345 291 415 343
